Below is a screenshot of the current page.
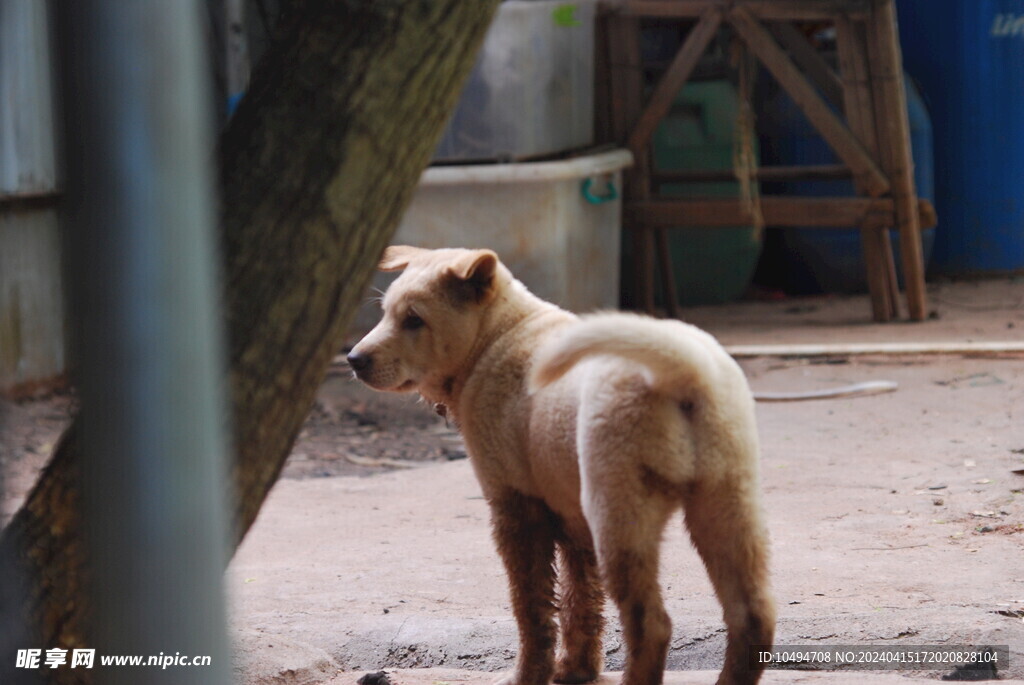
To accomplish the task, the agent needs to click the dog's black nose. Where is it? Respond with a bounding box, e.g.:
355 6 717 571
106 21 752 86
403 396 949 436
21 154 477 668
347 351 372 372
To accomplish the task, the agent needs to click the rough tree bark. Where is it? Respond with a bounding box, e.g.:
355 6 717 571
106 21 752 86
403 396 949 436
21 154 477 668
0 0 500 674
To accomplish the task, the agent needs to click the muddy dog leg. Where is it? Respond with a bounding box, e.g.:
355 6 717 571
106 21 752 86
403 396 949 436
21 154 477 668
683 483 775 685
554 544 604 684
490 491 559 685
584 488 676 685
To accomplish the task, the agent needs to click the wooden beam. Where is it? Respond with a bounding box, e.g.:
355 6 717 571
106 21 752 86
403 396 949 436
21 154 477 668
615 0 868 21
628 197 894 228
606 14 656 312
627 8 723 155
627 196 936 230
835 16 879 155
628 197 880 228
728 7 890 197
652 164 852 184
862 199 936 230
770 21 845 108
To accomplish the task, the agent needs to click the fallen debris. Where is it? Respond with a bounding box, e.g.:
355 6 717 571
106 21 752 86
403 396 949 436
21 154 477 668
753 380 898 402
357 671 393 685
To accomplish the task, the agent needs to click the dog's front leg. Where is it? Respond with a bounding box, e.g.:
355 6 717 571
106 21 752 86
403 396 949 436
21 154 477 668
490 491 559 685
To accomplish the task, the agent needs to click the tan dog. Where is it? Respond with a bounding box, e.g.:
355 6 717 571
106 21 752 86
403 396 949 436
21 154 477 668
348 246 774 685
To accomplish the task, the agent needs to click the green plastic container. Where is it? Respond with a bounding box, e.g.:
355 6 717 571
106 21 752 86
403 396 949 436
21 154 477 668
652 80 762 306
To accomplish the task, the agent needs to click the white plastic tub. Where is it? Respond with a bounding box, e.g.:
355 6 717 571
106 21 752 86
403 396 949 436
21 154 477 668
352 149 633 333
433 0 596 161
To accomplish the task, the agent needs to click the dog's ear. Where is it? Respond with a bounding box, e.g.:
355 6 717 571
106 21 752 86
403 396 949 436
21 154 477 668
378 245 427 272
446 249 499 304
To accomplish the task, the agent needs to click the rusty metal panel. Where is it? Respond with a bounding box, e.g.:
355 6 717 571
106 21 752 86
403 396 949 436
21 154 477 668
0 0 64 389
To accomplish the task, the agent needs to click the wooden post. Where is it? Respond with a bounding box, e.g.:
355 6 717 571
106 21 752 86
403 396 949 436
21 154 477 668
594 10 613 145
606 12 656 312
655 228 680 318
835 12 897 321
865 0 928 320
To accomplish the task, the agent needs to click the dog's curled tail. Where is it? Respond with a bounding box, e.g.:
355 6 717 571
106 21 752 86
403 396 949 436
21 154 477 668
528 312 725 398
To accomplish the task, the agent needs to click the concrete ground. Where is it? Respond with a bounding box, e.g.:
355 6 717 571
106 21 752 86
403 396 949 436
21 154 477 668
226 278 1024 685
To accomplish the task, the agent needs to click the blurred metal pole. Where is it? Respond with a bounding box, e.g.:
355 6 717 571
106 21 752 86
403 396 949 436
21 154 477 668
55 1 231 683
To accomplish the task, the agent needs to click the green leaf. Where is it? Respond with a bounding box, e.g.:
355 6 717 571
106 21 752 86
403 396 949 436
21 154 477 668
553 4 581 27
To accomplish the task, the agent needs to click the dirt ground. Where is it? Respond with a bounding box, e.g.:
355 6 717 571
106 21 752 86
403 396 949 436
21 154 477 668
1 277 1023 684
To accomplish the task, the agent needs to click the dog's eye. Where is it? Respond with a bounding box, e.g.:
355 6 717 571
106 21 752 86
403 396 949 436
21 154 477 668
402 313 425 331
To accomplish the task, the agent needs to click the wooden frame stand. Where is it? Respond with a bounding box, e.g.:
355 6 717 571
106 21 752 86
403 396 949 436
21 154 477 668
600 0 934 322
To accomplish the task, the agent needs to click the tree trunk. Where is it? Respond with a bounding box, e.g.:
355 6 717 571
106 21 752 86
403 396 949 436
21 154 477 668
1 0 499 674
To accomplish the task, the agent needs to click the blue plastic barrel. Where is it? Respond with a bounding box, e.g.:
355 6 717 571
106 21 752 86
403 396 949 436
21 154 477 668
759 76 934 293
897 0 1024 274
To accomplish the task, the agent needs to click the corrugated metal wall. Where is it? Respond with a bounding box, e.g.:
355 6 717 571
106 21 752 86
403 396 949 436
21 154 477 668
0 0 64 390
0 0 277 391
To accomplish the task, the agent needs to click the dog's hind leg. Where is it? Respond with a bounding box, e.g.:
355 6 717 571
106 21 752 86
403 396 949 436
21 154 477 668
554 543 604 684
579 460 676 685
490 491 559 685
683 482 775 685
588 498 675 685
